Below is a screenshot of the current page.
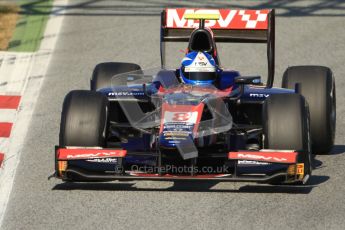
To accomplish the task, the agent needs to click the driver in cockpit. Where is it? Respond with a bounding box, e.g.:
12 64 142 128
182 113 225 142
179 51 218 86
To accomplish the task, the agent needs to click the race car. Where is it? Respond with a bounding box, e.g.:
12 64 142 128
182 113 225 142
52 9 336 185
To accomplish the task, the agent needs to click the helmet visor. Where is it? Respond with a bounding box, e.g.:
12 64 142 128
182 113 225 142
182 68 216 81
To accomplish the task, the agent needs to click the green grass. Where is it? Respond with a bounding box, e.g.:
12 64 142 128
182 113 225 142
8 0 53 52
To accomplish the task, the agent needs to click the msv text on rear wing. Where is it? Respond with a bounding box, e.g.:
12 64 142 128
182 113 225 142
160 8 275 87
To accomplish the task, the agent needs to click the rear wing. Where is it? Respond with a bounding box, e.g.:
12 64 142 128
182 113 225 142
160 9 275 87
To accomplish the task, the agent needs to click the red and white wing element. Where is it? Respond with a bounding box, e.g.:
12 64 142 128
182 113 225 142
58 148 127 160
165 9 270 30
228 150 298 164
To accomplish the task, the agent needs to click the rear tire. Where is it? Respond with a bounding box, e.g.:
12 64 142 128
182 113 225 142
91 62 142 91
282 66 335 154
59 90 109 147
263 94 312 180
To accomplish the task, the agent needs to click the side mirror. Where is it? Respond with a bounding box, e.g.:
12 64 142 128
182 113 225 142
235 76 261 85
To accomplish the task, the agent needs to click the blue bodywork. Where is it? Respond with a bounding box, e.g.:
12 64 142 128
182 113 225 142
99 68 295 102
69 69 296 173
98 68 295 153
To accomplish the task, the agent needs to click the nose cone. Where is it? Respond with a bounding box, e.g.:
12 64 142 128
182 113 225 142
159 124 195 148
159 103 204 149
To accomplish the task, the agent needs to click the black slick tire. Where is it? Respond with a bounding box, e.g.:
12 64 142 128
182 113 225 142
282 66 335 154
263 94 312 182
59 90 109 147
91 62 142 91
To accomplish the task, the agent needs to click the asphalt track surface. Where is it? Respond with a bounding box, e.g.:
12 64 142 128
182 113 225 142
2 1 345 229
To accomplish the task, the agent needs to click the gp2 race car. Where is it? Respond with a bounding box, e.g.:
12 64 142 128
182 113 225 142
52 9 336 185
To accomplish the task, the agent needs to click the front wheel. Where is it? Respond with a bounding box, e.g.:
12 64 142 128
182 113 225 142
262 94 312 182
59 90 109 147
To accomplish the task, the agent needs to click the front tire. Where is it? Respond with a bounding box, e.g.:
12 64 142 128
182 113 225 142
59 90 109 147
263 94 312 179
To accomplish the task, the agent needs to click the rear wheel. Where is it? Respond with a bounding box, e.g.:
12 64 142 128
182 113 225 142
262 94 312 182
59 90 109 147
282 66 335 154
91 62 142 91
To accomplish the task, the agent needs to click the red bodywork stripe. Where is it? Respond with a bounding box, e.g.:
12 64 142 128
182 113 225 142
0 153 4 167
58 148 127 160
0 122 13 138
158 85 232 97
160 103 205 135
228 151 297 164
0 96 21 109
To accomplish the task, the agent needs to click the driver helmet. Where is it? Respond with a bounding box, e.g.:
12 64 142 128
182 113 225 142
180 51 217 85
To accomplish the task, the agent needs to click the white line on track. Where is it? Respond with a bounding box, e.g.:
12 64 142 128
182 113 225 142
0 0 69 226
